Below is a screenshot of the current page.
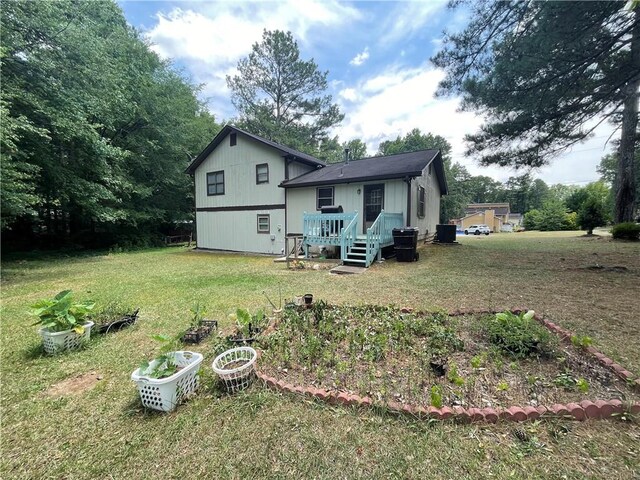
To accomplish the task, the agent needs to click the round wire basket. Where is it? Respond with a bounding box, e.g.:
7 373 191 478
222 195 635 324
212 346 257 393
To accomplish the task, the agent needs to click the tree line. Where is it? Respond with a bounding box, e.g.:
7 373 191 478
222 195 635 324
1 1 220 249
2 1 636 251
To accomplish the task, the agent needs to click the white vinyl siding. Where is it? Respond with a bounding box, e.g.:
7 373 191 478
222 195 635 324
196 209 284 254
194 133 285 208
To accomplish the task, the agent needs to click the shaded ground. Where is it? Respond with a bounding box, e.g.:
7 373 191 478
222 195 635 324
1 230 639 479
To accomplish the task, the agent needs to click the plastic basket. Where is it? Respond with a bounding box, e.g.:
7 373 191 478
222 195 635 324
212 347 257 393
39 321 94 354
131 351 203 412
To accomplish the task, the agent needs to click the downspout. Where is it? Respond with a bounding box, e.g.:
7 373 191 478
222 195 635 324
191 173 198 248
404 176 412 226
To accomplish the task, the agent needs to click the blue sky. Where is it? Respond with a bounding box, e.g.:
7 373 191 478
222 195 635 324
119 0 614 185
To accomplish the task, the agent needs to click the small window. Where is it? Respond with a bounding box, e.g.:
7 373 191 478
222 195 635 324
316 186 334 210
256 163 269 184
417 185 425 218
428 164 432 176
230 133 237 146
257 214 270 234
207 170 225 196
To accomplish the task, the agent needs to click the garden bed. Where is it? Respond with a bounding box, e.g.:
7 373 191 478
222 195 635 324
258 304 639 415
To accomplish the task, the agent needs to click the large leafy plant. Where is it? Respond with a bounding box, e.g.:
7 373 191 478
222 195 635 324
30 290 95 334
232 308 267 338
138 334 181 379
484 310 553 359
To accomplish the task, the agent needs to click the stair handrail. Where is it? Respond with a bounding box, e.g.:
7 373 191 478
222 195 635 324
365 211 405 267
340 211 359 262
365 210 385 267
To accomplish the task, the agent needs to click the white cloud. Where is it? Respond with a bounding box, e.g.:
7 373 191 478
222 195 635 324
350 47 370 66
378 0 448 45
335 64 614 185
339 88 359 102
143 0 361 118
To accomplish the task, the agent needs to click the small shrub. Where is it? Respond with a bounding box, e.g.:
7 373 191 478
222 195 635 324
497 381 509 391
570 335 593 349
611 222 640 241
447 363 465 385
576 378 589 393
484 310 554 359
430 385 443 408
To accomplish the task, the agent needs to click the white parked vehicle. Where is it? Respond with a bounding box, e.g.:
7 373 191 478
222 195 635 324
465 224 491 235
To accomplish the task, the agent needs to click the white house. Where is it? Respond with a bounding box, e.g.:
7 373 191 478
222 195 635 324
186 126 448 266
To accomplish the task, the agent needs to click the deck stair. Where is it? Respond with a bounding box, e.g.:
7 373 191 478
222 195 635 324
343 236 368 266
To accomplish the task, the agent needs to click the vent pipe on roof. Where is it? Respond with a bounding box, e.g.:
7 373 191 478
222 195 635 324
344 148 350 164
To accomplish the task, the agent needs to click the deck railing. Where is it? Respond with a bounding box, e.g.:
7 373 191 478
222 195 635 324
339 213 359 262
303 212 357 253
365 211 404 267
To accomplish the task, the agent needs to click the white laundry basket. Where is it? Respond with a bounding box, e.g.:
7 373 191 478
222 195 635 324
131 351 203 412
39 321 94 354
212 347 257 393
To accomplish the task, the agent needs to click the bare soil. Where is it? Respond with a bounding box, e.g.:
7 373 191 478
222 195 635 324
45 372 102 397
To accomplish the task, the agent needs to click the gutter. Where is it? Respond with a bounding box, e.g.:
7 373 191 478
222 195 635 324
404 176 412 227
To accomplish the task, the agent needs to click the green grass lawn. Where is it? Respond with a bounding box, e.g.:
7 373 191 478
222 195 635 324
1 231 639 479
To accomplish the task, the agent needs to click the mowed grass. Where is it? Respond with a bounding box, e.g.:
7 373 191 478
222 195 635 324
1 231 639 479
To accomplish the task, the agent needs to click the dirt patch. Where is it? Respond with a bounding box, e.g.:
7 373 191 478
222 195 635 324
45 372 103 397
577 264 629 273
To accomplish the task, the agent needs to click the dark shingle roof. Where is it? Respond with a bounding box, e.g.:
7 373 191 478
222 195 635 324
280 149 447 194
185 125 325 174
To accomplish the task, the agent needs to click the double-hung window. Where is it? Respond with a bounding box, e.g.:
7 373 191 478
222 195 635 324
207 170 225 196
257 214 270 233
256 164 269 184
417 185 425 218
316 186 335 210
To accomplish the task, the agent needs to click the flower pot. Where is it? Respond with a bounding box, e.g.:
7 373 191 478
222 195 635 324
303 294 313 305
131 351 203 412
39 321 94 354
212 347 257 393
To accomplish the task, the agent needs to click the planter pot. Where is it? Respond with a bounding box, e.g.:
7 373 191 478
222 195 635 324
181 320 217 344
131 351 203 412
212 347 257 393
39 321 94 354
96 309 139 334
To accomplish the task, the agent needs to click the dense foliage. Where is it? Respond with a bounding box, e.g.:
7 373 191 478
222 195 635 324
611 222 640 240
433 1 639 223
1 1 219 249
484 311 554 359
227 29 343 156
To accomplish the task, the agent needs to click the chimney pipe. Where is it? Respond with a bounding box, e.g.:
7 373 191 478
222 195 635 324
344 148 350 164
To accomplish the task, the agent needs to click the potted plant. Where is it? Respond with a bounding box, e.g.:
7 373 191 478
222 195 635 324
181 304 217 344
228 308 267 344
131 334 203 412
29 290 95 354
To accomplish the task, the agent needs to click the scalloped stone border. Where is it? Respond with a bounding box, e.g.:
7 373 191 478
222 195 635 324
256 307 640 422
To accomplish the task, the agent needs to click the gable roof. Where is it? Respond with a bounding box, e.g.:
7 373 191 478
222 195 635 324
185 125 326 174
465 203 510 216
280 149 448 194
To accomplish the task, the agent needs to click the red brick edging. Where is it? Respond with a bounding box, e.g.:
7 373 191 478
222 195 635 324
256 307 640 422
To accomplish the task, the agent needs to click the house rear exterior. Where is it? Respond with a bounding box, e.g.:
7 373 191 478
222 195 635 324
186 126 448 265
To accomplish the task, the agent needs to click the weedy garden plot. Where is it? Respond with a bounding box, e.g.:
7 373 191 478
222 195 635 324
258 303 639 410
